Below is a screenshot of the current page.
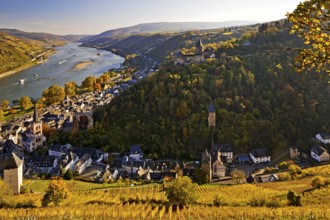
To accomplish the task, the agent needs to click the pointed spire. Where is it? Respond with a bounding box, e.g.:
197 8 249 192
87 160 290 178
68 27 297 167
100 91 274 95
204 147 209 156
33 104 40 123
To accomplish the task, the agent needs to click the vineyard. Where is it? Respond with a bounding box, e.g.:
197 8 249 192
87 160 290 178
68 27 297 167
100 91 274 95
1 203 330 219
2 180 330 219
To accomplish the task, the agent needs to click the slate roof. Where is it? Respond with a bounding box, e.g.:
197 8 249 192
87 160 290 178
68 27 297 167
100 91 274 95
311 146 328 156
0 153 23 171
208 103 215 113
130 145 143 154
28 155 57 168
319 133 330 139
250 148 270 158
214 144 233 152
237 154 250 163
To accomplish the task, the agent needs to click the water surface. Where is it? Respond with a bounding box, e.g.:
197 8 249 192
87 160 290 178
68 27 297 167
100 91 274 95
0 43 124 102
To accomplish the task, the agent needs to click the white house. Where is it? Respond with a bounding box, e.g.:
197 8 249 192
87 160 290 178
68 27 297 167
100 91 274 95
249 148 271 164
316 133 330 144
61 152 79 173
310 146 330 162
75 153 92 174
214 144 234 162
129 145 143 161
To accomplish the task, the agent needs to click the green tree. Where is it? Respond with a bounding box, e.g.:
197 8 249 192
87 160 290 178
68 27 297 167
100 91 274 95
1 100 10 109
64 81 77 97
230 169 246 184
287 0 330 74
81 76 96 92
213 194 222 207
19 96 33 110
194 167 209 185
63 170 73 180
42 85 65 104
287 190 302 206
311 176 325 188
42 178 69 206
166 176 197 207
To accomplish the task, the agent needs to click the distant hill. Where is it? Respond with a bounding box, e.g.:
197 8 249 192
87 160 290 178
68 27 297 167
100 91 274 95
82 21 258 42
0 29 86 46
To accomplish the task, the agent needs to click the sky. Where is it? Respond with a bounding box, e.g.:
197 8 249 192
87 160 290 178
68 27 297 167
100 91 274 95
0 0 303 35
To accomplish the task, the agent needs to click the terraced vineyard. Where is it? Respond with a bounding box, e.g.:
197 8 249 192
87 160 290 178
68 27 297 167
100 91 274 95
1 203 330 219
196 184 286 205
2 180 330 219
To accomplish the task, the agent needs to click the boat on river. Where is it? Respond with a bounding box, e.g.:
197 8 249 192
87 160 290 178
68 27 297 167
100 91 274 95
58 60 67 65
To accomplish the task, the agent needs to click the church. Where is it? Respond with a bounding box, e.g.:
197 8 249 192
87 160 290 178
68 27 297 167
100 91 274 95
21 105 45 153
175 39 206 64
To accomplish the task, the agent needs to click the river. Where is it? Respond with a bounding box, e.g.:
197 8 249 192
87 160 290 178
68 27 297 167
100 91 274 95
0 42 124 102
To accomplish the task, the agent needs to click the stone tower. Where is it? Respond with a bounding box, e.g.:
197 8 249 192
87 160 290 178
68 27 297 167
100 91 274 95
208 103 216 128
201 148 212 182
195 39 204 55
212 151 226 178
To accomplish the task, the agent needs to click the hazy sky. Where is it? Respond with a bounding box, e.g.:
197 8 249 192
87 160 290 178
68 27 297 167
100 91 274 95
0 0 302 35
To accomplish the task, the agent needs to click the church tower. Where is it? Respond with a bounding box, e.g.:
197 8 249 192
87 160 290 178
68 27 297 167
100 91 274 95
201 148 212 183
23 105 44 152
212 151 226 178
208 103 216 128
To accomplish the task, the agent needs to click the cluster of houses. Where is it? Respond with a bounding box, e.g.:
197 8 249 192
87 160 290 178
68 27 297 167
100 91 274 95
290 133 330 163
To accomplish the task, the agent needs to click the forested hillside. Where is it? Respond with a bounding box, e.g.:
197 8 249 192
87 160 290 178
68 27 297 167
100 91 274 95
68 21 330 160
81 26 245 62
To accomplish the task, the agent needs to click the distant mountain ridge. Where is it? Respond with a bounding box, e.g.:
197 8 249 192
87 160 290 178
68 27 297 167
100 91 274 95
0 28 86 46
82 21 259 42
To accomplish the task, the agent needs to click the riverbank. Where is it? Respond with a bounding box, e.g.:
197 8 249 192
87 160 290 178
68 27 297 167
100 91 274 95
74 60 94 70
0 49 55 79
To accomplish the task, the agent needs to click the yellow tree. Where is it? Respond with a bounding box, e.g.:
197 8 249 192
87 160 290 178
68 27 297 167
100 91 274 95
1 100 9 109
42 178 69 206
20 96 33 110
42 85 65 104
287 0 329 74
64 81 77 97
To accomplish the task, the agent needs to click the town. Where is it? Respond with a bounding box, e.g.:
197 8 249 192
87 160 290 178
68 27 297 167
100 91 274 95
0 78 329 194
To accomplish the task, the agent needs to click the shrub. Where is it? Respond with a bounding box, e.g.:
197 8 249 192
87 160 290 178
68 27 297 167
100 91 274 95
311 176 325 188
287 190 302 206
278 172 291 181
249 197 266 207
213 194 222 207
166 176 197 207
42 178 69 206
266 198 282 207
63 170 73 180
